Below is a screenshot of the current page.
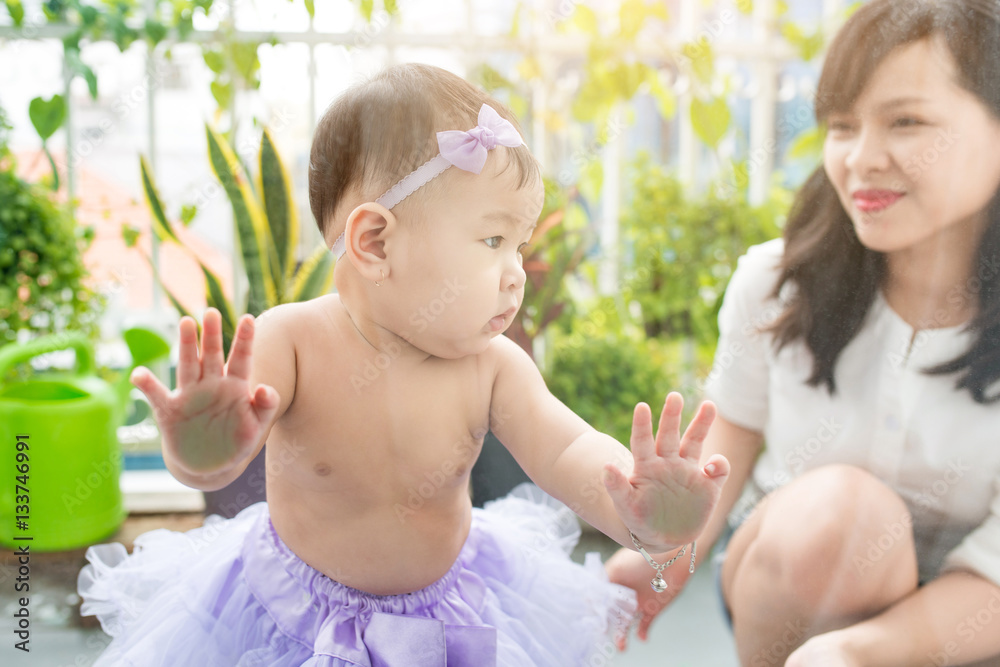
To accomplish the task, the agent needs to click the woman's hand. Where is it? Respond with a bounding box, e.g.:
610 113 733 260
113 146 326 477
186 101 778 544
130 308 280 480
605 546 694 650
603 392 730 551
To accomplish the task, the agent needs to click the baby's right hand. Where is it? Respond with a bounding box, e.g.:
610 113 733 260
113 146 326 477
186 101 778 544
130 308 280 479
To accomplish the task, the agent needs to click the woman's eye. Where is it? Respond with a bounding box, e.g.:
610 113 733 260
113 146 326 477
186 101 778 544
828 120 855 133
484 236 502 249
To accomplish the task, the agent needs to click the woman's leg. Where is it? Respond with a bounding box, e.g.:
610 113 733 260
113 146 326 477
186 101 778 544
721 464 920 666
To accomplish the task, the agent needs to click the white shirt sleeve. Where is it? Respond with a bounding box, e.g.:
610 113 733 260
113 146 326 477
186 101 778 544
941 477 1000 587
703 238 785 433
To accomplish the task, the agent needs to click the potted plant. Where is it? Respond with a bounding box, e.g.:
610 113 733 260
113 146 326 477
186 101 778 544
0 103 103 352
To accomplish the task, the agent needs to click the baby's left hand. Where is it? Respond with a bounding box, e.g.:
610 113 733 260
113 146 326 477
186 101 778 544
603 392 729 551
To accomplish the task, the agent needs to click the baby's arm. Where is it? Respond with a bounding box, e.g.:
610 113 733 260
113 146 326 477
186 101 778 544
488 336 729 552
130 307 295 491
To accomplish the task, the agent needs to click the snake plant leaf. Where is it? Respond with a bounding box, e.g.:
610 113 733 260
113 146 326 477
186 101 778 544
199 262 236 349
290 246 335 302
205 124 277 316
138 249 194 321
140 155 182 244
259 128 298 291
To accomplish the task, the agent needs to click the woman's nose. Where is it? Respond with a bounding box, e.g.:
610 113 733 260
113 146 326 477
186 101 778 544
845 127 892 175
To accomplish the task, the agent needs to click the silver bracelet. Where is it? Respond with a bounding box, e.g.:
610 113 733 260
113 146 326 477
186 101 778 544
629 531 697 593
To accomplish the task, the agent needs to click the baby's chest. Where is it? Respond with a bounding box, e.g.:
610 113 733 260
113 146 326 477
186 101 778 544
284 360 492 487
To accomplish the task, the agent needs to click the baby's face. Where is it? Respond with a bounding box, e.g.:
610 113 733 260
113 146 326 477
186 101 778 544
386 159 544 359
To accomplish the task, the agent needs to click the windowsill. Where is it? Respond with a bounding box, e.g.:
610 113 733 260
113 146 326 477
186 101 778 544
121 469 205 514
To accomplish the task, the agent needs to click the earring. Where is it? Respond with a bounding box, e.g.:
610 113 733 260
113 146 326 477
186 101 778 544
374 270 384 288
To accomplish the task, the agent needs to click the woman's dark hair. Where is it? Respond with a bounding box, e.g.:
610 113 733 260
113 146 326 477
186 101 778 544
770 0 1000 403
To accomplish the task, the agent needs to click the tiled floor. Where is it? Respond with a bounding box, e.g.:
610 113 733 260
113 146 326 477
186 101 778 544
0 526 737 667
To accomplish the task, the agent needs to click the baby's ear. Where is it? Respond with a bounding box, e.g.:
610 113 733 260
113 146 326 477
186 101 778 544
343 202 395 282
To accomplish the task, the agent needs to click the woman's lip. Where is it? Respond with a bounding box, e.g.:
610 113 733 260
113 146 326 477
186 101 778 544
852 190 904 213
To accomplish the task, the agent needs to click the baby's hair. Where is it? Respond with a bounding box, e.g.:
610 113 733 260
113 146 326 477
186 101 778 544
308 63 540 241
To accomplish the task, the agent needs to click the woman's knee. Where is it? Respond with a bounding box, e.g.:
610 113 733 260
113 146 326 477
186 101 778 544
738 465 918 613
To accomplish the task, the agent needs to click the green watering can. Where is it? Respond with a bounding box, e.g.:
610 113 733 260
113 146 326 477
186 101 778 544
0 328 170 551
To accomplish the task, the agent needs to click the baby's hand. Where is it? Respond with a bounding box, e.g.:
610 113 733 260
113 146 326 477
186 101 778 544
130 308 280 479
603 392 729 551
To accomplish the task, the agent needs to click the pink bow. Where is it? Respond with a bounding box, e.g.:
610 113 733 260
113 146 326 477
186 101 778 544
435 104 524 175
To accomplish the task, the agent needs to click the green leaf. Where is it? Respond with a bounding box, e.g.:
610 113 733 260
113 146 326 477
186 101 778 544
210 80 232 109
78 5 98 27
105 12 140 52
290 246 335 302
684 39 715 84
647 72 677 119
474 63 515 92
579 159 604 203
359 0 373 22
690 96 731 149
64 49 98 99
144 19 168 46
42 144 59 191
139 249 195 322
203 48 226 74
180 204 197 226
230 42 260 83
78 62 98 99
28 95 66 142
781 21 825 61
384 0 397 15
121 223 141 248
508 2 520 37
140 155 181 244
619 0 645 40
199 262 236 348
5 0 24 26
304 0 314 18
62 27 82 51
787 125 825 162
205 124 277 315
568 5 598 34
259 128 297 289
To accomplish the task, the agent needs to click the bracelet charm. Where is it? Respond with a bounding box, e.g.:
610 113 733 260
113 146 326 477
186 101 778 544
629 531 697 593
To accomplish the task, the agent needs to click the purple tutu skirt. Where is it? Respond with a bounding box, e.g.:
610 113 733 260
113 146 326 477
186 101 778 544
78 484 636 666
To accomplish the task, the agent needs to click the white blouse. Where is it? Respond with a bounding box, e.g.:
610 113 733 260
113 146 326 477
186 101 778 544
705 238 1000 585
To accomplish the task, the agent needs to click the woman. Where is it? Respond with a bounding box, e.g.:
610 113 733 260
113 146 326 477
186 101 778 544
609 1 1000 664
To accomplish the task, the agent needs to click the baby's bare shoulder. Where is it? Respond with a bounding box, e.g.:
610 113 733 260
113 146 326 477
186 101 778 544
250 297 339 418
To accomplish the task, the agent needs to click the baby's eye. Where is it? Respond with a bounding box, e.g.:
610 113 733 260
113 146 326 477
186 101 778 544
484 236 502 249
892 117 922 128
517 242 530 256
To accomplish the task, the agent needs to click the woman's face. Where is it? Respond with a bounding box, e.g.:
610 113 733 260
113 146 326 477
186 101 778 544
823 37 1000 257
